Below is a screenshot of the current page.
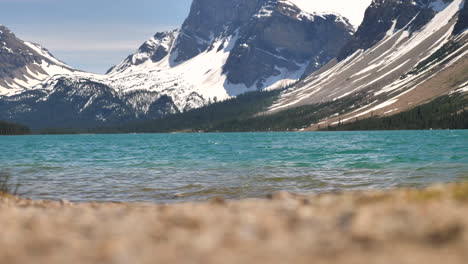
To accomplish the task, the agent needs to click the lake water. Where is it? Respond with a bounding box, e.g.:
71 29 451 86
1 131 467 203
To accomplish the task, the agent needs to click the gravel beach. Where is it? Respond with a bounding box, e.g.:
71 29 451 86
1 183 468 264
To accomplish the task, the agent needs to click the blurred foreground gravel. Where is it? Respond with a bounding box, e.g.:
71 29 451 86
1 183 468 264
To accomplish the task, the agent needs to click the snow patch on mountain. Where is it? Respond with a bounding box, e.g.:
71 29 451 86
0 60 75 96
107 33 243 111
288 0 372 26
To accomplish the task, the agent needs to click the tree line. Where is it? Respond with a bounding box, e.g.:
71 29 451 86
325 94 468 131
0 121 30 135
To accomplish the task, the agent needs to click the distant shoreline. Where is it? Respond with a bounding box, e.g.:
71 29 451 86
1 128 466 137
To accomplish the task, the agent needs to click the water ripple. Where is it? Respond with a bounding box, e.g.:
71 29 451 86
0 131 467 203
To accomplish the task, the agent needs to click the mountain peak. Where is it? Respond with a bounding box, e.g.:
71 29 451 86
107 29 178 74
0 24 75 96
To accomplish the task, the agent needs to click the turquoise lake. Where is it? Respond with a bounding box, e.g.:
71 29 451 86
1 131 467 203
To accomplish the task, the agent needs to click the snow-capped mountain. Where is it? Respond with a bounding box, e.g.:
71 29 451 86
0 0 355 129
0 25 76 96
104 0 354 110
268 0 468 129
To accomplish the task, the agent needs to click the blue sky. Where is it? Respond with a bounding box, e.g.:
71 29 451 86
1 0 371 73
1 0 192 73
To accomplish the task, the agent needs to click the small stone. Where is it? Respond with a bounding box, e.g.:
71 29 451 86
210 196 225 205
59 199 71 206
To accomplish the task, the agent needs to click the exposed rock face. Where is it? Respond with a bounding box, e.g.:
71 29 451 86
223 0 354 88
337 0 451 60
0 25 35 79
171 0 266 64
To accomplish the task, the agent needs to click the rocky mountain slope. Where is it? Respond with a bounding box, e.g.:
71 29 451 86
268 0 468 129
0 0 354 129
0 25 76 96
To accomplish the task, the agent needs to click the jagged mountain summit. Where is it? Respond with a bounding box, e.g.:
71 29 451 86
268 0 467 129
0 0 354 129
105 0 354 107
0 25 76 96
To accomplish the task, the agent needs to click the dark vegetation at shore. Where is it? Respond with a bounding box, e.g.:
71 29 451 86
86 88 366 133
34 91 467 134
0 171 19 196
202 93 365 132
0 121 30 135
108 92 467 133
324 94 468 131
88 89 284 134
42 82 341 134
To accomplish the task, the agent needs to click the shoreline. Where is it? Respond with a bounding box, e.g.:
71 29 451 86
1 183 468 263
2 128 465 137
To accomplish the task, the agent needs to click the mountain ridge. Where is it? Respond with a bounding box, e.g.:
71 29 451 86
0 0 355 129
0 0 466 132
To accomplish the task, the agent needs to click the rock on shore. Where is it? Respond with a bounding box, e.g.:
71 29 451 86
1 183 468 263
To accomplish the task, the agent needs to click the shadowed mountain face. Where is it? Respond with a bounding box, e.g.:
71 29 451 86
0 78 178 130
454 0 468 34
222 1 354 88
171 0 267 64
173 0 354 85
